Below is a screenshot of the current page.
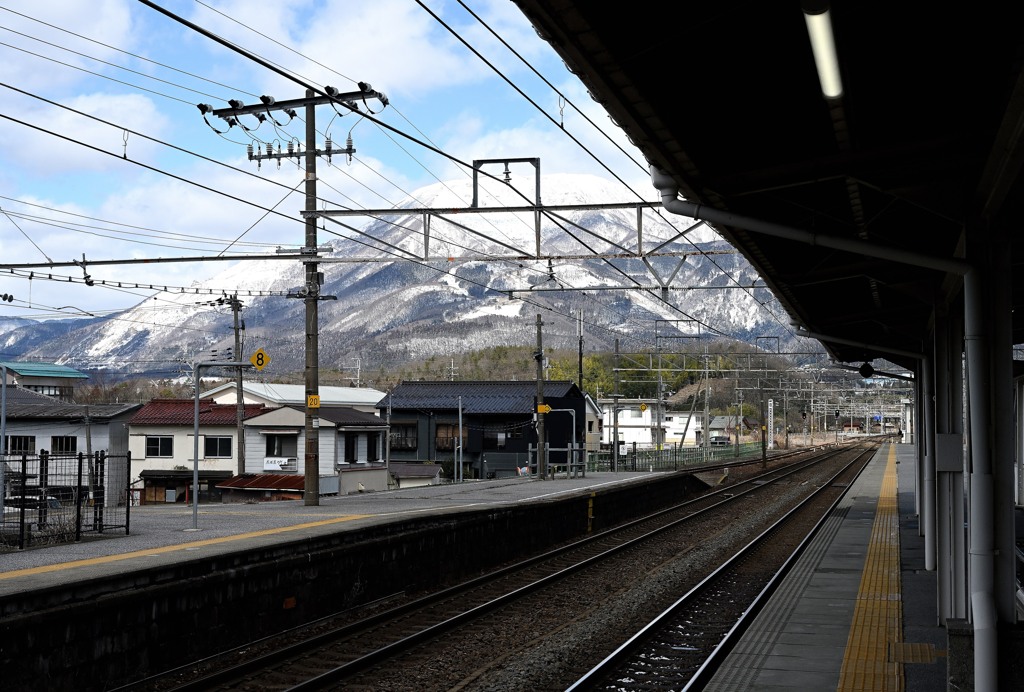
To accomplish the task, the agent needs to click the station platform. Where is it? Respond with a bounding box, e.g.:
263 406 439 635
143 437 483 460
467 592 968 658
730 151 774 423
707 443 945 691
2 446 946 691
0 470 657 596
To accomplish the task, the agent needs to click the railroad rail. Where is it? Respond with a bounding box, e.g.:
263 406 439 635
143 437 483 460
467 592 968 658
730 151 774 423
566 444 876 690
122 443 878 691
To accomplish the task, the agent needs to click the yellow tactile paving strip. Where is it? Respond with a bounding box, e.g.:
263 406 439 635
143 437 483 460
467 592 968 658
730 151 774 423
837 446 904 691
0 513 372 580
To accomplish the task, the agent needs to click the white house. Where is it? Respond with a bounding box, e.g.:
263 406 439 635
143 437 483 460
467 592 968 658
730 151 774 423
243 405 390 494
127 398 268 504
663 411 702 446
201 382 385 414
1 387 140 503
597 399 732 448
598 398 665 447
583 393 604 451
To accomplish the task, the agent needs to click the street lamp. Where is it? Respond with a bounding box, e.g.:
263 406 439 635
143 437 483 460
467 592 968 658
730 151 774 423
191 359 253 530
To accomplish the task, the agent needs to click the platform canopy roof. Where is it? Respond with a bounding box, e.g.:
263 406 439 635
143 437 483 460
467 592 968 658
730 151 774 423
511 2 1024 369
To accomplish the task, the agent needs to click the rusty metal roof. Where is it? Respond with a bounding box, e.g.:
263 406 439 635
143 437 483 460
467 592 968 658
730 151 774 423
129 398 267 426
216 474 305 491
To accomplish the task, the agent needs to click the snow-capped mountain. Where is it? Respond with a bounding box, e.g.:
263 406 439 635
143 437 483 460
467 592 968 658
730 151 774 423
1 174 792 376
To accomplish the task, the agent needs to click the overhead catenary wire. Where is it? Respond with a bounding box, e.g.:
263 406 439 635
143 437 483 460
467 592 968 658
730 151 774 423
423 0 793 334
0 5 257 99
0 104 658 344
2 6 729 339
0 82 578 298
166 6 671 329
1 4 784 352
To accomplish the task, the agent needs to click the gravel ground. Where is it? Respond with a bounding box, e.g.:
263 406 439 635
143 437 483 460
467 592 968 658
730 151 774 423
347 454 841 691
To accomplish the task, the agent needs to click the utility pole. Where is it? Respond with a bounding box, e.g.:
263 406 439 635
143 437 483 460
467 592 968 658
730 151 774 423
577 310 584 390
229 294 245 475
301 90 321 506
208 85 385 505
535 314 547 479
613 338 621 472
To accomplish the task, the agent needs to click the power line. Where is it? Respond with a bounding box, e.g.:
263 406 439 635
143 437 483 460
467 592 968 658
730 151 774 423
0 6 783 350
0 5 256 98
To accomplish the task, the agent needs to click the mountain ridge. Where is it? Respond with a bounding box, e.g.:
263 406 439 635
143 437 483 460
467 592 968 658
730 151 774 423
0 174 794 377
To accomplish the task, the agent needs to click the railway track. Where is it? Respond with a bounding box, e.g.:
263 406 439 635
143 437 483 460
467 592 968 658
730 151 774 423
124 443 877 691
566 444 876 691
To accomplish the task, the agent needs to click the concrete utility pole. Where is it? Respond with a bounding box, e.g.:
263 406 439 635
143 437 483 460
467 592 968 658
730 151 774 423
229 295 245 475
210 85 384 505
535 314 547 479
301 92 321 505
613 339 621 472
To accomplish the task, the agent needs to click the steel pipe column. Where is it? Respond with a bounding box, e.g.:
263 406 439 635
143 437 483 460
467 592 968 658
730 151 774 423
964 229 1015 691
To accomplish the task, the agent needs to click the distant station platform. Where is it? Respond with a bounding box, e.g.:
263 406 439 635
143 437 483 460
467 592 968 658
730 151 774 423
0 470 657 597
707 443 946 692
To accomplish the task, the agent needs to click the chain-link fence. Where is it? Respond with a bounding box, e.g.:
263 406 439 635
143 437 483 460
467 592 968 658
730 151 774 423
0 451 131 550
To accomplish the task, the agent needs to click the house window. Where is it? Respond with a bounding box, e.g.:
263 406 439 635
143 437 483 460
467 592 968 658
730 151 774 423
435 423 466 452
482 429 506 450
389 423 417 450
204 436 232 458
265 434 297 457
343 433 357 464
145 436 173 458
50 436 77 454
367 432 380 462
4 435 35 456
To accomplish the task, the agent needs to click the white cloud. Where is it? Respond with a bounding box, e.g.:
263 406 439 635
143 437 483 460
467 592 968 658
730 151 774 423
0 0 655 319
0 0 136 89
0 92 170 176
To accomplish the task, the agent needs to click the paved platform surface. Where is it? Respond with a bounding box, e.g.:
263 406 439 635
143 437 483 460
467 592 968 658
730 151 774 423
706 443 946 691
0 470 657 596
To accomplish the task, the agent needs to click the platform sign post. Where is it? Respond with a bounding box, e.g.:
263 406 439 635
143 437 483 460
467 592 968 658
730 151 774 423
192 360 254 531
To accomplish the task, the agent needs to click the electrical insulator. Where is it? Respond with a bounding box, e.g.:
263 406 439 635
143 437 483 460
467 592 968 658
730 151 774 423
347 134 353 163
265 143 272 157
287 140 294 157
325 136 332 163
246 143 253 160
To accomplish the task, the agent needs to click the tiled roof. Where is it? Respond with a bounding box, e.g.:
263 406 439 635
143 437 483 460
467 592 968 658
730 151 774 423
0 361 88 379
290 405 387 427
4 388 141 421
378 381 581 415
216 474 306 491
129 399 267 426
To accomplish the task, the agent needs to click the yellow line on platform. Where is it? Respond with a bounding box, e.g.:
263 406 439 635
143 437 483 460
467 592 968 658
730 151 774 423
0 514 372 580
837 446 903 692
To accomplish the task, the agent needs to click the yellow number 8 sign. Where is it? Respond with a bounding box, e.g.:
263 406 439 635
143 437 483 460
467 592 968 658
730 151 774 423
250 348 270 371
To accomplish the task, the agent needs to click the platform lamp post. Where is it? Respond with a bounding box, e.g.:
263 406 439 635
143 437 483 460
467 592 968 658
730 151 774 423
1 363 7 461
191 359 254 531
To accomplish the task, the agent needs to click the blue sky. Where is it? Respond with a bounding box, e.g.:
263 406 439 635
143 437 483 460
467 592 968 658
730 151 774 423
0 0 650 319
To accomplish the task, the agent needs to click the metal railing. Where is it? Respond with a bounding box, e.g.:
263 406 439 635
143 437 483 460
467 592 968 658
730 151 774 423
587 442 766 472
1 451 131 550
